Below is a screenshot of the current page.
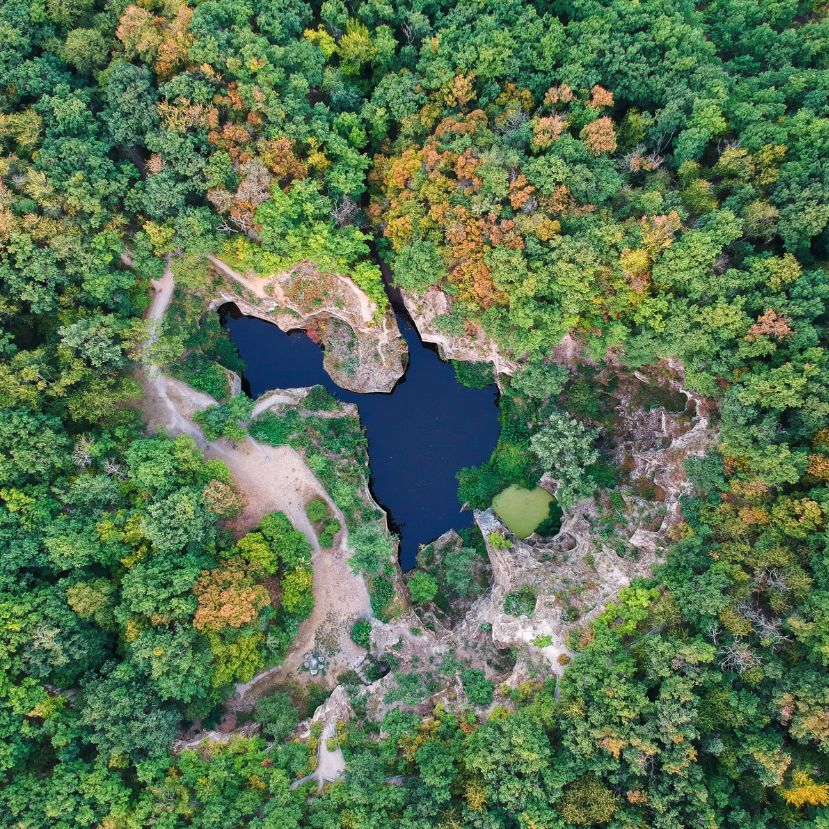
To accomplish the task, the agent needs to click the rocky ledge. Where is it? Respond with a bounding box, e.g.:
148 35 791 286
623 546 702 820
207 257 407 394
399 286 518 376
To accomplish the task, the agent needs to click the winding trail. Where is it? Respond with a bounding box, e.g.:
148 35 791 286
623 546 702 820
138 264 372 719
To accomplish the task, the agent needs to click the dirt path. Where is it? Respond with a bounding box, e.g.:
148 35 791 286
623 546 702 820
251 391 297 418
137 264 372 712
208 255 275 304
208 255 375 325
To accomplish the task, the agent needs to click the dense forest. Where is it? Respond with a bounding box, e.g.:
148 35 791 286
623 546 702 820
2 0 829 826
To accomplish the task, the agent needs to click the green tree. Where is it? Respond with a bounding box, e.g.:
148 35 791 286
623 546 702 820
460 668 494 705
257 691 300 741
529 414 599 509
79 662 182 766
393 242 447 294
408 572 438 604
306 498 328 522
351 620 372 649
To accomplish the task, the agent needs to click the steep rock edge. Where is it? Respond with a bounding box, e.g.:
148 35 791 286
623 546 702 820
207 256 407 394
399 286 518 375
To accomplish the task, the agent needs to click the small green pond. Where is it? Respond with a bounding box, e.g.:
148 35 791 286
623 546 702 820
492 484 559 539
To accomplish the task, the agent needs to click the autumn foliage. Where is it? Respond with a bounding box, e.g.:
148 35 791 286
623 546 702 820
192 558 269 632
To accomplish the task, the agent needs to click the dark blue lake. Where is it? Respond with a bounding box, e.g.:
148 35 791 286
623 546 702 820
223 308 500 569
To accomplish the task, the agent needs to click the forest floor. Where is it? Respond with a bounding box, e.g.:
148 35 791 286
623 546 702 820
138 265 372 716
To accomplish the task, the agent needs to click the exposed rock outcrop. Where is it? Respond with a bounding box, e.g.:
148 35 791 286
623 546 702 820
295 685 353 739
399 287 518 375
452 373 716 677
207 257 407 394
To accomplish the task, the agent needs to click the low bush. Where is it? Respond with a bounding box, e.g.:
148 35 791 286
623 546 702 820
504 585 537 618
456 461 512 510
306 499 328 522
365 660 388 683
370 576 395 618
318 532 334 548
383 671 424 706
453 360 495 389
301 385 338 411
585 459 619 489
257 692 300 742
632 381 687 413
535 500 564 537
172 353 229 399
193 395 254 441
461 668 494 705
408 572 438 604
488 532 512 550
347 524 394 578
249 409 302 445
351 620 372 649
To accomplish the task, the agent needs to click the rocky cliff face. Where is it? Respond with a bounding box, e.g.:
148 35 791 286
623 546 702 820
399 287 519 376
207 257 407 394
454 369 716 676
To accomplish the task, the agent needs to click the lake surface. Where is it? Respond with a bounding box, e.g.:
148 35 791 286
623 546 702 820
223 308 500 569
493 485 555 538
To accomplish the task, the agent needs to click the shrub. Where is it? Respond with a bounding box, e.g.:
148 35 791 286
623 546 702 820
365 661 387 683
301 385 337 411
532 635 553 648
557 653 571 665
326 736 338 752
307 683 331 717
632 381 687 413
585 460 618 489
249 410 302 445
336 670 361 687
408 572 438 604
318 532 334 548
173 353 229 399
383 671 424 706
609 490 626 511
193 394 254 442
351 620 372 649
257 691 300 742
370 576 395 617
324 518 341 535
453 360 495 389
433 313 465 337
535 500 564 537
306 499 328 522
347 524 394 578
461 668 494 705
488 532 512 550
504 586 537 618
457 461 511 510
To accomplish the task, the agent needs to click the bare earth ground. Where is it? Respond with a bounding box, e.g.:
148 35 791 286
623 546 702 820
138 267 372 712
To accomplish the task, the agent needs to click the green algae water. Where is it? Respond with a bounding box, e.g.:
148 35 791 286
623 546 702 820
492 485 557 539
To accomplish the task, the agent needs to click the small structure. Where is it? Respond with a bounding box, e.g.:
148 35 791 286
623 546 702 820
302 652 327 676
